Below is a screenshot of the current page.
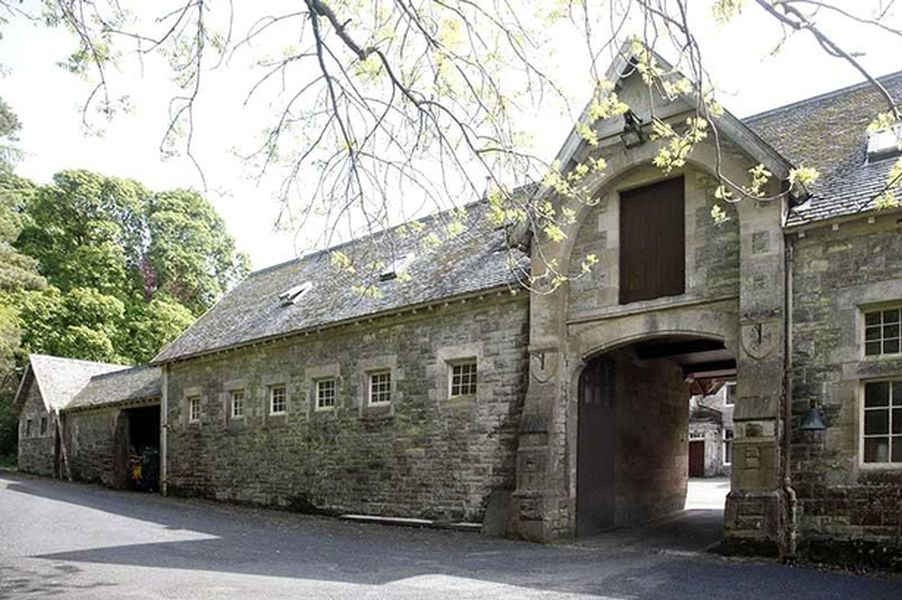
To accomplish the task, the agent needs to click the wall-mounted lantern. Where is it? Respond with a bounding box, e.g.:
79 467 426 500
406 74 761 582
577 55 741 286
800 405 826 431
620 110 646 149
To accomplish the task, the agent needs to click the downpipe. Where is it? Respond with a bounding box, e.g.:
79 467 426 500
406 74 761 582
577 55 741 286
781 237 798 563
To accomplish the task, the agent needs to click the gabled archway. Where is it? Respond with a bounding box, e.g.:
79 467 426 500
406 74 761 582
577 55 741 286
575 335 736 538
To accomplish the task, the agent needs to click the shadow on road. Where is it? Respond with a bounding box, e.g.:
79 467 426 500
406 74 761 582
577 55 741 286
3 472 901 600
0 563 116 599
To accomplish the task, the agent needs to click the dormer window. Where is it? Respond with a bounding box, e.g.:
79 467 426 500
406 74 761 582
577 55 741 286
279 281 313 305
379 253 414 281
867 125 902 163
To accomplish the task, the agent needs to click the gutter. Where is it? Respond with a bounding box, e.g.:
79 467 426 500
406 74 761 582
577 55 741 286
63 396 160 414
152 283 523 366
784 204 902 235
782 235 798 562
160 365 169 497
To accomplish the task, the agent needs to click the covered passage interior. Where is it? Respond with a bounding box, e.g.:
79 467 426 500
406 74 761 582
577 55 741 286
576 335 736 538
113 404 161 492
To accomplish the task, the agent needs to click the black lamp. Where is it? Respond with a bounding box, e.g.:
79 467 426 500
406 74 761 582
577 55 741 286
800 405 826 431
620 110 646 149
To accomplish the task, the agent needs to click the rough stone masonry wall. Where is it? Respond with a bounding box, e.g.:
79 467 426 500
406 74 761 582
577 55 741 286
689 421 727 477
17 382 55 476
612 349 689 526
567 164 741 318
791 216 902 569
62 408 120 487
165 294 529 523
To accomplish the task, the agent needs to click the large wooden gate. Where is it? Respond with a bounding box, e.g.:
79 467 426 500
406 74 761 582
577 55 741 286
576 357 616 536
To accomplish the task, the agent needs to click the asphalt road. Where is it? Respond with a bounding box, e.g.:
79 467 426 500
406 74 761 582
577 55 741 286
0 471 899 599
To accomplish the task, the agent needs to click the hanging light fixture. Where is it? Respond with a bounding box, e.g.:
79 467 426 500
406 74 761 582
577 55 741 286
800 405 826 431
620 110 646 149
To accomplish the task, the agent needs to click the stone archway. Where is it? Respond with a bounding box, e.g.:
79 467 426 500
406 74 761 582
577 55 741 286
574 334 736 538
510 140 787 550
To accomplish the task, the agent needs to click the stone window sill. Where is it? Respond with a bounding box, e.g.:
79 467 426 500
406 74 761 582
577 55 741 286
446 394 477 407
264 414 289 429
310 407 338 420
361 404 393 420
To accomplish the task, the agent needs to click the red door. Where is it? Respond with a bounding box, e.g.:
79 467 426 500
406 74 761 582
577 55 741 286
688 440 705 478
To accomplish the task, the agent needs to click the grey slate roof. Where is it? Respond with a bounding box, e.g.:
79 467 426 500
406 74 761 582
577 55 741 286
154 72 902 364
744 70 902 227
27 354 129 412
153 201 527 363
67 365 161 411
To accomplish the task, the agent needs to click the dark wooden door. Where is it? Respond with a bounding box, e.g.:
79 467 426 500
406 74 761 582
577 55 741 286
112 412 130 489
619 176 685 304
688 440 705 478
576 358 616 536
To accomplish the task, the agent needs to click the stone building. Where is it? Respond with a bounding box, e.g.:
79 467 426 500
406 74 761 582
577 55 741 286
63 365 162 489
689 383 735 478
14 49 902 566
14 354 127 477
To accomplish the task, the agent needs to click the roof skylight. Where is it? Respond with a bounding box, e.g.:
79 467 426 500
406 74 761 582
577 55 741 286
867 125 902 162
379 253 415 281
279 281 313 305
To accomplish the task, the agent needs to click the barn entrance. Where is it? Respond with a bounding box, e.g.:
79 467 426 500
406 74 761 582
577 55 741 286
575 336 736 538
113 405 161 492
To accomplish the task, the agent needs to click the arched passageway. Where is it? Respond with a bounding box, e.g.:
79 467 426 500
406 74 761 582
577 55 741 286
576 335 736 538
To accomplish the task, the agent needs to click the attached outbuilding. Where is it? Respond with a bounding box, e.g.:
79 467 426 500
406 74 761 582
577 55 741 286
64 365 162 491
13 354 127 477
13 354 161 492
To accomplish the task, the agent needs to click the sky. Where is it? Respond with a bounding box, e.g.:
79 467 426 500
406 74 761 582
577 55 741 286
3 1 902 270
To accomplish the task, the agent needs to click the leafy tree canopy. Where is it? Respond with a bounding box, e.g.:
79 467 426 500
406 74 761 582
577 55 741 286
4 0 898 293
0 94 247 457
11 169 250 364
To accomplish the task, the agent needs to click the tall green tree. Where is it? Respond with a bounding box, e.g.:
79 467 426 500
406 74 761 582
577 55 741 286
0 100 45 461
16 170 145 298
11 169 249 365
145 189 248 316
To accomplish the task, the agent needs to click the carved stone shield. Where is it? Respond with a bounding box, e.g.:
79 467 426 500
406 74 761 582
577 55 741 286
740 321 780 360
530 350 559 383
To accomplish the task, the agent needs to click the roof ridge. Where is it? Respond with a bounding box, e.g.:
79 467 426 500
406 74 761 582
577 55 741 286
743 69 902 123
30 353 131 369
87 364 157 381
246 197 491 278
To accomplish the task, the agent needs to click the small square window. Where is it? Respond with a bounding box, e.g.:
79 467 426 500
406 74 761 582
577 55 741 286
230 390 245 419
316 378 337 410
188 396 201 423
40 417 47 435
863 307 902 357
368 371 392 405
723 429 734 465
863 379 902 464
724 383 736 406
449 360 478 397
269 385 287 415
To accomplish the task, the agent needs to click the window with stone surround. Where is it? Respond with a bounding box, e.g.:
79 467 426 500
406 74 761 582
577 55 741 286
188 396 201 423
269 385 287 415
368 371 392 405
230 390 245 418
864 307 901 357
724 382 736 406
863 380 902 464
40 417 47 435
25 418 32 437
723 429 733 465
315 378 336 410
449 360 478 397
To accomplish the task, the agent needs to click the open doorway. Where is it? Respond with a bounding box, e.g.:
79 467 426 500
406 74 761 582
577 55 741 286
113 405 161 492
575 336 736 540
